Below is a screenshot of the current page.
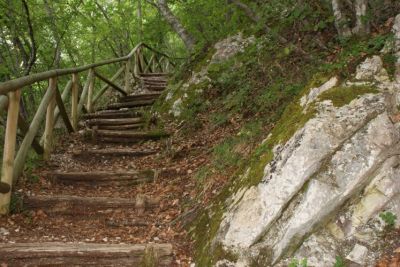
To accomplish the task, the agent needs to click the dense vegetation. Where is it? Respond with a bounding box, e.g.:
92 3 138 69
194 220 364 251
1 0 400 264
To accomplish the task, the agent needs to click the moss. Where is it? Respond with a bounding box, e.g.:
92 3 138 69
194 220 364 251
382 53 397 80
318 85 378 107
213 243 240 263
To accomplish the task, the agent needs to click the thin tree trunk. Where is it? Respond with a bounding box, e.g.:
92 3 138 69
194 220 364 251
138 0 143 41
155 0 196 51
332 0 352 37
352 0 370 36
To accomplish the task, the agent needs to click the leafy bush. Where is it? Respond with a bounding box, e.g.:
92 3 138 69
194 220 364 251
379 211 397 228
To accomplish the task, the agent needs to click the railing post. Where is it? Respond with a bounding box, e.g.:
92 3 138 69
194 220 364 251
125 60 131 93
87 68 95 113
0 89 21 215
71 73 79 131
43 77 57 161
134 53 139 77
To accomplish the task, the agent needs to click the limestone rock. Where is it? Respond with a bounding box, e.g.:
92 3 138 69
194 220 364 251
300 76 339 108
355 56 386 81
346 244 369 265
211 20 400 266
212 33 255 63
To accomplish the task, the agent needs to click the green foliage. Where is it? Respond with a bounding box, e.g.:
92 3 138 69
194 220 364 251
288 258 308 267
195 166 212 185
319 35 393 77
23 152 43 183
334 256 346 267
379 211 397 228
212 139 241 171
10 193 24 214
382 53 398 79
210 113 229 128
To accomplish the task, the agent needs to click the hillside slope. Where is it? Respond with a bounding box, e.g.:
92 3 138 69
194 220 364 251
153 13 400 267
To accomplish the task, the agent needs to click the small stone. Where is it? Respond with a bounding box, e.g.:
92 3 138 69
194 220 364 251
0 228 9 236
187 169 193 174
102 237 108 242
153 237 160 241
346 244 369 265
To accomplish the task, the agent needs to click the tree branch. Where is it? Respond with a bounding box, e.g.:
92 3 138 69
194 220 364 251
21 0 37 76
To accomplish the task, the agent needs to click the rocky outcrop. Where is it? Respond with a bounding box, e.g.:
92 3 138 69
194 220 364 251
212 16 400 267
162 33 255 118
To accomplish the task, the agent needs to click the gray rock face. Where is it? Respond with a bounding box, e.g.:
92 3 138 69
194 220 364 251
213 18 400 266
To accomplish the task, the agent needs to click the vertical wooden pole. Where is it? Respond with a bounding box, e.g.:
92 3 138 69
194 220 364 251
71 73 79 131
152 55 157 72
87 69 95 113
43 77 57 161
0 89 21 215
125 60 131 93
134 53 139 77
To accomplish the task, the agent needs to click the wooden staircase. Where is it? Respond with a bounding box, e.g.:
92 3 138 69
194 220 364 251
0 73 178 266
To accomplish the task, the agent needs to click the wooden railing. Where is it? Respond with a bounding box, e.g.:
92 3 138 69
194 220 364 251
0 43 176 214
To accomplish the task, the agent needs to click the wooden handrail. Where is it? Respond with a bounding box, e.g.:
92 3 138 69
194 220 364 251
0 42 176 214
0 42 176 95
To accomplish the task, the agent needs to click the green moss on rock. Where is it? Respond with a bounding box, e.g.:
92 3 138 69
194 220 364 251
318 85 378 107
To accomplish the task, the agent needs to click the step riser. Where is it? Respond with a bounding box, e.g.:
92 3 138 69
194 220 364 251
0 243 173 266
49 171 155 186
118 96 160 103
93 124 144 130
72 149 157 158
86 118 143 126
107 100 155 109
24 195 159 215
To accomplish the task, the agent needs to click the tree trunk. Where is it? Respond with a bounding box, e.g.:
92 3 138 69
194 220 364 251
332 0 352 37
352 0 370 36
156 0 196 51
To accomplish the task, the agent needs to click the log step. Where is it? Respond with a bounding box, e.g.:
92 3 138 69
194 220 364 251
48 170 155 186
72 149 157 158
119 93 162 103
144 85 166 91
96 123 144 130
24 194 159 214
84 129 169 143
139 73 168 77
86 117 144 126
0 242 173 266
142 79 167 84
82 110 142 120
107 99 155 109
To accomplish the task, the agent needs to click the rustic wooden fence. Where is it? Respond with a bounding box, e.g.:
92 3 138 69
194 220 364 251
0 43 175 214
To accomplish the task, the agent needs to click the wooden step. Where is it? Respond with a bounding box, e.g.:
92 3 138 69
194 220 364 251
86 118 144 127
96 123 144 130
139 73 168 77
85 129 169 143
48 170 155 186
144 85 166 91
82 110 142 120
24 194 159 214
142 78 167 84
72 149 157 158
142 79 167 84
0 242 173 266
119 93 162 102
107 99 155 109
